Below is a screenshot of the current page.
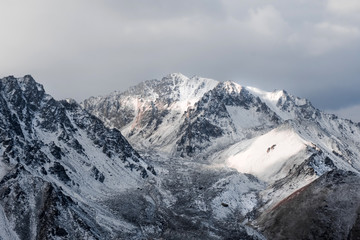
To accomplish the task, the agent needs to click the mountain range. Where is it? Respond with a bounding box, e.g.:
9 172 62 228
1 73 360 239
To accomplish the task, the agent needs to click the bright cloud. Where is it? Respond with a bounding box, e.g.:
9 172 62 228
327 0 360 15
309 22 360 55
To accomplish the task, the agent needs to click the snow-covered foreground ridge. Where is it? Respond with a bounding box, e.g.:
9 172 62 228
0 75 157 239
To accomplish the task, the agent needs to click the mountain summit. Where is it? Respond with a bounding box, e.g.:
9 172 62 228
83 73 360 165
83 73 360 239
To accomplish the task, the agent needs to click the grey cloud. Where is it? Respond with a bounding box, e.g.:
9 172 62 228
0 0 359 121
330 104 360 123
103 0 226 20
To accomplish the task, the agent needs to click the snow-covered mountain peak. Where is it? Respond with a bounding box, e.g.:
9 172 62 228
221 81 243 94
246 86 285 105
64 98 77 104
1 74 43 92
246 85 317 120
166 72 190 81
161 73 219 103
0 75 161 239
110 73 219 103
0 75 153 180
83 74 360 175
174 77 219 111
15 75 45 93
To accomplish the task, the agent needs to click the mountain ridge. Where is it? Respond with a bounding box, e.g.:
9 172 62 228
82 73 360 161
83 73 360 239
1 73 360 239
0 75 158 239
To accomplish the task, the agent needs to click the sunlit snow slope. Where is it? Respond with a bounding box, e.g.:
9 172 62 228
226 127 308 181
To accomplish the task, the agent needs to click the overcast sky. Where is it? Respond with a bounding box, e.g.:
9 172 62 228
1 0 359 121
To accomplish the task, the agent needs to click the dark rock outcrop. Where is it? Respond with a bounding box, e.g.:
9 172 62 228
257 170 360 240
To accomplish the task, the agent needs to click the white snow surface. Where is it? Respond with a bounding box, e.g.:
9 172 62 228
169 73 219 112
0 205 19 240
226 105 270 130
246 86 293 120
225 127 308 181
0 160 10 180
211 173 265 219
117 74 220 152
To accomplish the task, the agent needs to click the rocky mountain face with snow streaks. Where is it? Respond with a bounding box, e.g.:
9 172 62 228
0 76 155 239
1 73 360 239
84 73 360 239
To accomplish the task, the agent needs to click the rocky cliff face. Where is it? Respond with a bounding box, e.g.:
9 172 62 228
0 75 156 239
256 170 360 240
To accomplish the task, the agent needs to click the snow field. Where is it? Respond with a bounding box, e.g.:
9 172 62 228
226 127 308 181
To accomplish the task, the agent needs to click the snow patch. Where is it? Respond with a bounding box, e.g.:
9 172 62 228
226 106 263 129
0 205 20 240
226 127 308 181
246 86 293 120
211 174 264 219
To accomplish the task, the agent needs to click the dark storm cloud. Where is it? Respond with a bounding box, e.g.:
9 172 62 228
0 0 359 121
